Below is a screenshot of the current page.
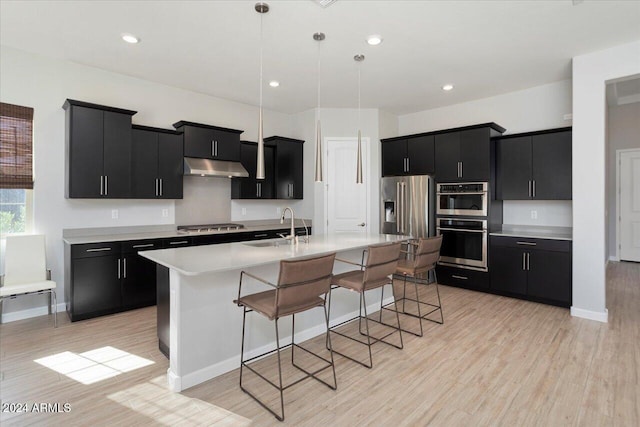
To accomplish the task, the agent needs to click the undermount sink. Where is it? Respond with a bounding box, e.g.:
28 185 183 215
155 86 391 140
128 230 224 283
243 239 293 248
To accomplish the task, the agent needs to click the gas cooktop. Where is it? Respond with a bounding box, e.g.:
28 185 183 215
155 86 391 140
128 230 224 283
177 223 245 234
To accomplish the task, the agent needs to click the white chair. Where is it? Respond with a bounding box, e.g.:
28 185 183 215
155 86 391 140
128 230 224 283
1 234 57 327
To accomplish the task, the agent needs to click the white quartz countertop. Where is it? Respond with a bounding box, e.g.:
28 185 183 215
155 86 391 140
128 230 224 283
490 225 572 241
139 233 408 276
62 220 311 245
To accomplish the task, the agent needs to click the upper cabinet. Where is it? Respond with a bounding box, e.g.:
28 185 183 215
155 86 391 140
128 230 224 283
496 127 572 200
231 141 275 199
267 136 304 199
132 125 184 199
434 124 505 182
173 121 242 161
64 99 137 198
381 135 434 176
232 136 304 200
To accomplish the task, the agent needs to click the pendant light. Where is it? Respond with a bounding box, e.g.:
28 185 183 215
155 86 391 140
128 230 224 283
255 2 269 180
313 32 325 182
354 54 364 184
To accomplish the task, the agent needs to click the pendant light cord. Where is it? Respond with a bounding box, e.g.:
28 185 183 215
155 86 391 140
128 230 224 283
317 40 321 119
357 62 361 132
259 13 264 111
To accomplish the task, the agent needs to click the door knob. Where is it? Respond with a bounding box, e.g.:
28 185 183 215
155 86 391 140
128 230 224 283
357 222 366 227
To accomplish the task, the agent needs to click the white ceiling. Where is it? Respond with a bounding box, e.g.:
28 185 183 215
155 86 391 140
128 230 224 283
1 0 639 115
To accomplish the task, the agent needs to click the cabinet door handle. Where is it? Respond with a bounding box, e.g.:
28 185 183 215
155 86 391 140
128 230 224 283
155 178 158 197
460 161 463 178
528 180 532 198
123 258 127 279
527 253 530 271
117 258 121 279
211 140 215 156
104 175 108 196
86 247 112 252
452 274 468 280
254 233 268 238
132 243 154 249
457 161 461 178
516 241 537 246
170 240 189 245
522 252 527 270
406 157 410 172
160 178 163 196
532 180 536 198
100 176 104 196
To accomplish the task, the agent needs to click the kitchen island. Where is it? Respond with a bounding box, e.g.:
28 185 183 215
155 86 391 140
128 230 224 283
139 232 406 392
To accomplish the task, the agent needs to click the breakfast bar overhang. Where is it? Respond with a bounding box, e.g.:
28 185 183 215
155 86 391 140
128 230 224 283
139 232 406 392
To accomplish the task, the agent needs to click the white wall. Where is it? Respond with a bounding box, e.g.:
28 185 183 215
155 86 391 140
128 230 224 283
399 80 572 135
606 101 640 260
572 40 640 322
0 46 292 315
399 80 574 227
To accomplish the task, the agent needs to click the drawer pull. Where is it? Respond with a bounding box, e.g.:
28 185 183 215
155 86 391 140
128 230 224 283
254 233 268 237
170 240 189 245
133 243 155 249
452 275 468 280
516 241 537 246
86 247 112 252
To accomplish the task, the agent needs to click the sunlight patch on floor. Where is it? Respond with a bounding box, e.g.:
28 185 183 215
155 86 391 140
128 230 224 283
107 375 252 426
34 346 154 385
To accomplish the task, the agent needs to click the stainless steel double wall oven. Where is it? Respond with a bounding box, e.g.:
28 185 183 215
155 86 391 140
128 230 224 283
436 182 489 271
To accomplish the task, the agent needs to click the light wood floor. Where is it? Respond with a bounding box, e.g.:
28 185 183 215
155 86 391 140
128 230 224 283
1 262 638 426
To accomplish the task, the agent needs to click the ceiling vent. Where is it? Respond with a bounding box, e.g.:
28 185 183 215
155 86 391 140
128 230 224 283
313 0 338 8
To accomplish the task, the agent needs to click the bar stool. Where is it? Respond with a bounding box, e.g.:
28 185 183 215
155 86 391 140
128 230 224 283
327 241 403 369
234 252 337 422
380 235 443 337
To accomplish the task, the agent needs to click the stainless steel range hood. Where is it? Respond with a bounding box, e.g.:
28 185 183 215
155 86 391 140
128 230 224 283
183 157 249 178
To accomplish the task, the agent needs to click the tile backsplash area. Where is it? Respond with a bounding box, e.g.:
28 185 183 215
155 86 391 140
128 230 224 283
502 200 572 227
175 176 231 225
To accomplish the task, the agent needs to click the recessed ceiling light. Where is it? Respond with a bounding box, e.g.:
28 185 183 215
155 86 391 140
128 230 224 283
367 35 383 46
442 84 454 91
121 34 140 44
269 81 280 88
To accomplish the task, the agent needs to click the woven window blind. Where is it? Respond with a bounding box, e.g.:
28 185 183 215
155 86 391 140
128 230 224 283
0 102 34 189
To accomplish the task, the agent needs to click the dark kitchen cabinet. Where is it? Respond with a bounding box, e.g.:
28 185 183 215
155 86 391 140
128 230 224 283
65 242 123 321
231 141 275 199
132 125 183 199
489 236 572 307
435 127 494 182
65 239 160 321
64 99 137 198
266 136 304 199
121 240 161 309
496 128 572 200
173 120 243 161
435 264 490 292
381 135 434 176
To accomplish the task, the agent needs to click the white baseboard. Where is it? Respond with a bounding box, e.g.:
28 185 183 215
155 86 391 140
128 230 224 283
608 255 620 262
174 296 395 392
1 302 65 324
570 306 608 323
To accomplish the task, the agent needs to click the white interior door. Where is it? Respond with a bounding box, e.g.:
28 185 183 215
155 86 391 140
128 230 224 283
619 149 640 262
326 138 368 233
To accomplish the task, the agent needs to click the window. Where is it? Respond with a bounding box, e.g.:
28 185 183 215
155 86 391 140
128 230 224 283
0 102 34 235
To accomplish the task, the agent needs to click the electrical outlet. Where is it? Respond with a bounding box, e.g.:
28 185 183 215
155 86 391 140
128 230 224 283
111 209 119 219
563 113 573 121
162 209 169 218
531 210 538 220
242 208 247 216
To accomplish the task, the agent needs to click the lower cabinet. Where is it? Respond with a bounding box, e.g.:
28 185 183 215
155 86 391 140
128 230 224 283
65 226 313 323
489 236 572 307
436 264 490 292
65 239 161 321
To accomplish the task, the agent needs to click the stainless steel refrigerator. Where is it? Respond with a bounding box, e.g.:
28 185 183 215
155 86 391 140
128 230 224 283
380 175 435 238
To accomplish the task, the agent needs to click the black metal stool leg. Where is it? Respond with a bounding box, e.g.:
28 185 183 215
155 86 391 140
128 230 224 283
274 318 285 421
391 283 404 349
239 306 248 390
361 292 374 368
324 304 338 389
